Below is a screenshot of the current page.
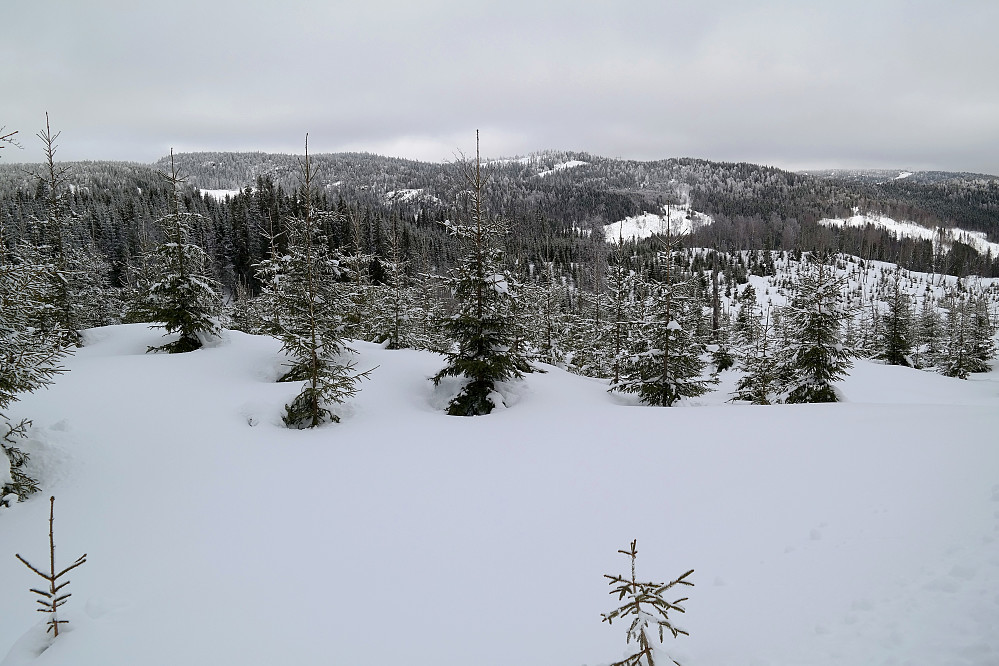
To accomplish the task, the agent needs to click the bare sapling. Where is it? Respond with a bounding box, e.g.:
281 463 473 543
15 496 87 637
602 539 693 666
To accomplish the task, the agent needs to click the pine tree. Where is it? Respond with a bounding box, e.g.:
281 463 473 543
432 132 531 416
260 136 370 428
611 218 714 406
912 294 942 369
940 292 992 378
524 262 572 367
877 277 913 366
137 149 222 353
366 217 415 349
1 238 68 503
606 241 638 384
30 114 85 345
779 257 855 403
732 304 782 404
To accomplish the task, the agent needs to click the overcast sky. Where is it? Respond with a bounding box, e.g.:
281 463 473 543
3 0 998 175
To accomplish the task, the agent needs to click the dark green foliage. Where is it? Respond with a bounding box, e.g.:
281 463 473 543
877 278 913 366
138 150 221 353
1 244 68 501
780 258 856 403
940 293 994 378
611 222 715 407
259 137 371 428
732 305 783 404
432 135 531 416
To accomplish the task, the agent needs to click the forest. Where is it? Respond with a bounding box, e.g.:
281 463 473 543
2 124 998 501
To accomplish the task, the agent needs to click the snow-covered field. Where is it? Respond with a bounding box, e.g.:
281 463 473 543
818 211 999 258
605 205 714 243
2 324 998 666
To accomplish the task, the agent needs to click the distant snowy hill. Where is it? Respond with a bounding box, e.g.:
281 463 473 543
2 319 997 666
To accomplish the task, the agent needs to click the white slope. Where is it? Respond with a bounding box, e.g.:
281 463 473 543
1 324 998 666
605 205 714 243
534 160 589 178
818 210 999 258
198 189 242 201
383 189 443 206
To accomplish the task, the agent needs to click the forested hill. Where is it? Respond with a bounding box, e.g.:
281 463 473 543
158 150 999 238
2 150 998 281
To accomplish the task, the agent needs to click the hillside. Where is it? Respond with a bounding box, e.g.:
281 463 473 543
3 150 998 283
1 320 998 666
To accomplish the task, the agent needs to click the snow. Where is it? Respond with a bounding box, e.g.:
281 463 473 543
605 205 714 243
383 188 443 206
534 160 589 178
893 170 914 180
2 323 998 666
198 189 241 201
818 210 999 258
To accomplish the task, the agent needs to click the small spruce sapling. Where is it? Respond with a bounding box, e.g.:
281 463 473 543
602 540 693 666
15 496 87 638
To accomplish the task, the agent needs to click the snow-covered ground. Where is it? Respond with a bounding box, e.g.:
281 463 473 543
198 188 242 201
383 188 443 206
2 324 998 666
818 210 999 258
605 205 714 243
535 160 589 178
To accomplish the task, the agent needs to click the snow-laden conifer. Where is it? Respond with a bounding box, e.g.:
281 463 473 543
611 216 714 406
778 256 856 403
135 149 222 353
0 238 68 502
258 136 371 428
602 540 694 666
877 277 914 366
732 304 783 404
432 133 531 416
939 292 993 378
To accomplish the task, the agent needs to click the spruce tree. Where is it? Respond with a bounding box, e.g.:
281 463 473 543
258 136 370 428
732 304 782 404
137 149 222 353
611 218 714 406
30 114 87 345
912 294 942 369
366 217 415 349
432 132 531 416
1 239 68 503
940 292 992 378
877 277 913 366
779 257 855 403
602 540 694 666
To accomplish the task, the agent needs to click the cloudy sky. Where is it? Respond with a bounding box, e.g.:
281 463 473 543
4 0 998 174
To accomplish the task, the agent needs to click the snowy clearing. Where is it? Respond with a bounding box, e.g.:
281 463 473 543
605 205 715 243
1 324 998 666
818 210 999 258
198 189 242 201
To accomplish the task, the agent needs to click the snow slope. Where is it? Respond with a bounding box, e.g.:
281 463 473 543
605 205 714 243
818 210 999 258
2 324 998 666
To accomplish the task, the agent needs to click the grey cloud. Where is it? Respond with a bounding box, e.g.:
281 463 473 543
3 0 997 175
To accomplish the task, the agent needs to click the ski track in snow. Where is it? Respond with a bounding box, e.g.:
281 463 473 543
0 323 997 666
